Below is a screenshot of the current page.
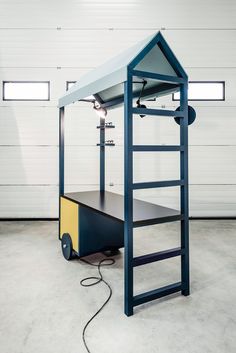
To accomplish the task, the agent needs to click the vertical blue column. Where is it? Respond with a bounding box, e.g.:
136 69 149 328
59 106 65 196
124 73 134 316
59 106 65 240
180 82 190 296
100 117 105 192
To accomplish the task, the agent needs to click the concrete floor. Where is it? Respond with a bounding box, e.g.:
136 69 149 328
0 220 235 353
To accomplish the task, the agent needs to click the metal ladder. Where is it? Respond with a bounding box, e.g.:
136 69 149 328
123 69 190 316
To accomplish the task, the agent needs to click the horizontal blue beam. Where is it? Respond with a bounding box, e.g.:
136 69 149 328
133 180 184 190
133 214 184 228
132 107 183 117
133 247 183 267
133 282 182 307
100 84 179 109
133 145 184 152
132 69 185 84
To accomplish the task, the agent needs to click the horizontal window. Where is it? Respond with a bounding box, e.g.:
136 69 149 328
3 81 50 101
172 81 225 101
66 81 94 101
66 81 76 90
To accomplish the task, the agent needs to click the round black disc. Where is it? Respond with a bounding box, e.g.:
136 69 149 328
174 105 196 126
138 103 147 118
61 233 73 261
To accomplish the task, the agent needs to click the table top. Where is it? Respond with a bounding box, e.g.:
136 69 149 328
63 191 182 226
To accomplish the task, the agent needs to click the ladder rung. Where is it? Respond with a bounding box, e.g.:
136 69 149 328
133 247 183 267
133 180 184 189
133 145 184 152
133 282 182 307
132 107 184 117
133 214 184 228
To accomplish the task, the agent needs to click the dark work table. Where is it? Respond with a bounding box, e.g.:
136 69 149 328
63 191 182 227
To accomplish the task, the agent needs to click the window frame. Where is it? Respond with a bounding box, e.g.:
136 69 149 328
66 81 76 91
2 81 50 101
172 81 225 102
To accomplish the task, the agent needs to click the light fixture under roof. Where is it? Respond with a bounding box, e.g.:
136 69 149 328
93 101 107 118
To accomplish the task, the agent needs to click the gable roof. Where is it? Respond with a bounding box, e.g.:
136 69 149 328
59 31 187 108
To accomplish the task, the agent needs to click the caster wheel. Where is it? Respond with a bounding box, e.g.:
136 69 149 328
61 233 73 260
102 248 121 257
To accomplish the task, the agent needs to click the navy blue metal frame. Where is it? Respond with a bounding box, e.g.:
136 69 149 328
100 117 105 191
59 31 190 316
124 74 134 316
122 32 189 316
59 107 64 196
59 106 64 240
180 82 190 296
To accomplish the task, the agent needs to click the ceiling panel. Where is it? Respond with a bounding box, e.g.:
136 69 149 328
0 29 235 68
0 0 235 28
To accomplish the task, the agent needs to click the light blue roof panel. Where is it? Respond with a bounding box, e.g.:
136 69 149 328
59 31 186 108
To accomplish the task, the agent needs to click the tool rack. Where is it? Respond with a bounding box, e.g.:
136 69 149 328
58 31 191 316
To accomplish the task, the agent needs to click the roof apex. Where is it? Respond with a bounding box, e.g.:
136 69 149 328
129 31 187 79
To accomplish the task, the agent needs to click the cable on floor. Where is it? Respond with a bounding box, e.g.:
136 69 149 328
79 257 115 353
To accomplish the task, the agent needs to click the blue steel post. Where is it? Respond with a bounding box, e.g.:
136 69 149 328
180 82 190 296
58 106 64 240
124 73 134 316
59 106 65 196
100 117 105 192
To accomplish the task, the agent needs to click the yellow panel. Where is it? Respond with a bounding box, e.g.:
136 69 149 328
60 197 79 252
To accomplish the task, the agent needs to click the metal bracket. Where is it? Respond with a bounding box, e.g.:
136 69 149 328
97 122 115 129
97 140 115 146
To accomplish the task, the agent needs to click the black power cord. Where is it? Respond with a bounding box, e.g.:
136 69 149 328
79 257 116 353
136 80 147 118
136 79 147 107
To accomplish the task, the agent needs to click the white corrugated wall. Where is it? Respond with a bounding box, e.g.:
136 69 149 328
0 0 236 218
